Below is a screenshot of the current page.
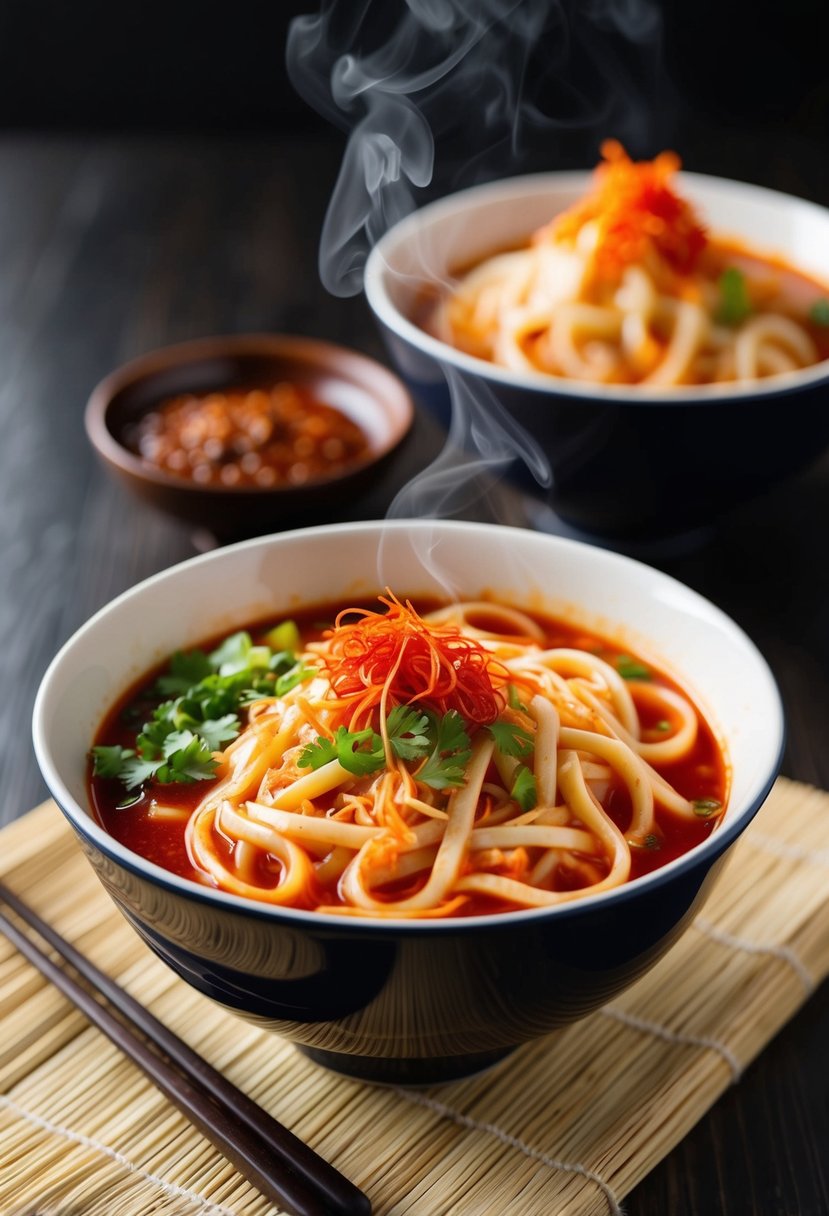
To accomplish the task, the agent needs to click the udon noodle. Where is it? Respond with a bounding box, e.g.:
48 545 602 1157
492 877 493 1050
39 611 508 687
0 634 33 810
91 595 728 919
432 141 829 386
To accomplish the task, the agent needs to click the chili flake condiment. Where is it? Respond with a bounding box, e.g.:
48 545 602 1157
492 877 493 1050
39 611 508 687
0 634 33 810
128 383 371 487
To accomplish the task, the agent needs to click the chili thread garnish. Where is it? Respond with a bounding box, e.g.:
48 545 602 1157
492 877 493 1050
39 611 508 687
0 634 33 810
319 593 509 728
538 139 708 285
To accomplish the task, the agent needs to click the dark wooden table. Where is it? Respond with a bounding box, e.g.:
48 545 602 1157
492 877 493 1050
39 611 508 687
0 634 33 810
2 133 828 1215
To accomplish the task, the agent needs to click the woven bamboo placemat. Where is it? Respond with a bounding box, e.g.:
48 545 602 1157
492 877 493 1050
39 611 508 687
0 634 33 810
1 777 828 1216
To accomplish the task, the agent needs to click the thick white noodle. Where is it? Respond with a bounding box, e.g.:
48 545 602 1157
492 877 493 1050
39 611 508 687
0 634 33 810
455 750 631 906
440 228 823 389
181 603 719 914
185 802 314 904
644 299 707 386
339 737 494 913
735 315 818 380
530 694 559 808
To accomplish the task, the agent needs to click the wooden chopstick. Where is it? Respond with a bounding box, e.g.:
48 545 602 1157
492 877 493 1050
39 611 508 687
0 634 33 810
0 880 371 1216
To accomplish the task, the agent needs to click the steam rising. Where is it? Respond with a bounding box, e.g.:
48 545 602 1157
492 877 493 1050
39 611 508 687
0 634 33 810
288 0 666 297
388 365 551 517
288 0 666 550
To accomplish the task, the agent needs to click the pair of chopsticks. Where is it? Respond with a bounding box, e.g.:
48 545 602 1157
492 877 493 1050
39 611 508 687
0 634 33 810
0 880 371 1216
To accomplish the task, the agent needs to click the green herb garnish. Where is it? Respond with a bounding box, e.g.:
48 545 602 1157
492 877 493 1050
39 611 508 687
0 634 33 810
628 832 662 851
93 729 220 791
92 621 315 794
716 267 752 325
299 726 385 776
297 707 470 789
809 298 829 327
488 720 534 759
506 684 528 713
654 720 672 733
385 705 432 760
417 710 472 790
511 765 537 812
615 655 652 681
692 797 722 818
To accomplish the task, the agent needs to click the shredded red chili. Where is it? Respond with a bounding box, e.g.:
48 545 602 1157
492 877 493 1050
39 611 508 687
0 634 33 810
321 594 509 727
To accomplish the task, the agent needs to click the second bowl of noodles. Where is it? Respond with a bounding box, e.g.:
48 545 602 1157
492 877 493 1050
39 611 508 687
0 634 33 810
365 146 829 545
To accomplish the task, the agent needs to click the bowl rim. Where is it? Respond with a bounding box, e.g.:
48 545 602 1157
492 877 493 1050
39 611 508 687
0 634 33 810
32 519 785 934
84 332 415 496
364 168 829 405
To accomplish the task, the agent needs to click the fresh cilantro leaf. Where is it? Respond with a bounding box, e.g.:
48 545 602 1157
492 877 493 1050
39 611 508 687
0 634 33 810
297 726 385 776
208 631 252 676
511 764 537 812
120 753 165 789
197 714 241 751
153 731 218 784
93 621 321 797
810 298 829 327
155 649 212 696
334 727 385 775
91 744 135 779
488 720 534 759
615 655 651 681
716 267 752 325
136 709 177 759
386 705 431 760
298 736 338 770
418 710 471 790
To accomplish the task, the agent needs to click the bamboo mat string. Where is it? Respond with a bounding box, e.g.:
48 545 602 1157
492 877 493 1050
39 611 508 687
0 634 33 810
597 1006 743 1082
390 1088 624 1216
747 830 829 867
693 917 817 993
0 1093 239 1216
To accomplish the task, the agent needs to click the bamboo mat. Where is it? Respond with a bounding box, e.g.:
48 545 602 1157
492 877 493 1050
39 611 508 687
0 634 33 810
1 780 828 1216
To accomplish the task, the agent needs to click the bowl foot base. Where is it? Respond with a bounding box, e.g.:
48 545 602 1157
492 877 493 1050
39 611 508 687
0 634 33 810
295 1043 515 1086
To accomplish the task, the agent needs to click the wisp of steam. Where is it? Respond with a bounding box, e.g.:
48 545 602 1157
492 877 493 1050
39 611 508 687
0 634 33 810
287 0 665 571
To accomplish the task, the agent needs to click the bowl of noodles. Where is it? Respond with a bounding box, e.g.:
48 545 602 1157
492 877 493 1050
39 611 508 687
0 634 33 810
33 519 784 1084
365 144 829 545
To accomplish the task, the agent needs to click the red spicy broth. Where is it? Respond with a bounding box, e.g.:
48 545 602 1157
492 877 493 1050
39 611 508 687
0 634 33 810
89 601 729 916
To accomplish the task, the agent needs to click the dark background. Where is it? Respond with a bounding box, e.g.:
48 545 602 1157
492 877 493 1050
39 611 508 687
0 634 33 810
0 0 826 192
1 5 828 1215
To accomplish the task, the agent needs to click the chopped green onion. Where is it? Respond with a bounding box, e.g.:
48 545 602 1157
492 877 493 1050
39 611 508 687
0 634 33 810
716 267 752 325
115 792 143 810
615 655 651 681
264 620 301 652
809 298 829 327
506 684 528 713
692 797 722 818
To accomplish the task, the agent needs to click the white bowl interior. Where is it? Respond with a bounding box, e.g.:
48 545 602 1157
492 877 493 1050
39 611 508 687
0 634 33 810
34 520 782 910
365 171 829 398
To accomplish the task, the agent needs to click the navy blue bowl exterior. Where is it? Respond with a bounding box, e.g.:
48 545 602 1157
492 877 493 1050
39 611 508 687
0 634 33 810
379 325 829 542
64 798 737 1085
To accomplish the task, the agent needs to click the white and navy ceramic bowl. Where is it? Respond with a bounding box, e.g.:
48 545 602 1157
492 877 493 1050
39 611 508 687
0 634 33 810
33 521 784 1084
365 174 829 546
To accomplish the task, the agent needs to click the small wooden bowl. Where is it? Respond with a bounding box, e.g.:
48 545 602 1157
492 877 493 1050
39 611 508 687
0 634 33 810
85 334 414 541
